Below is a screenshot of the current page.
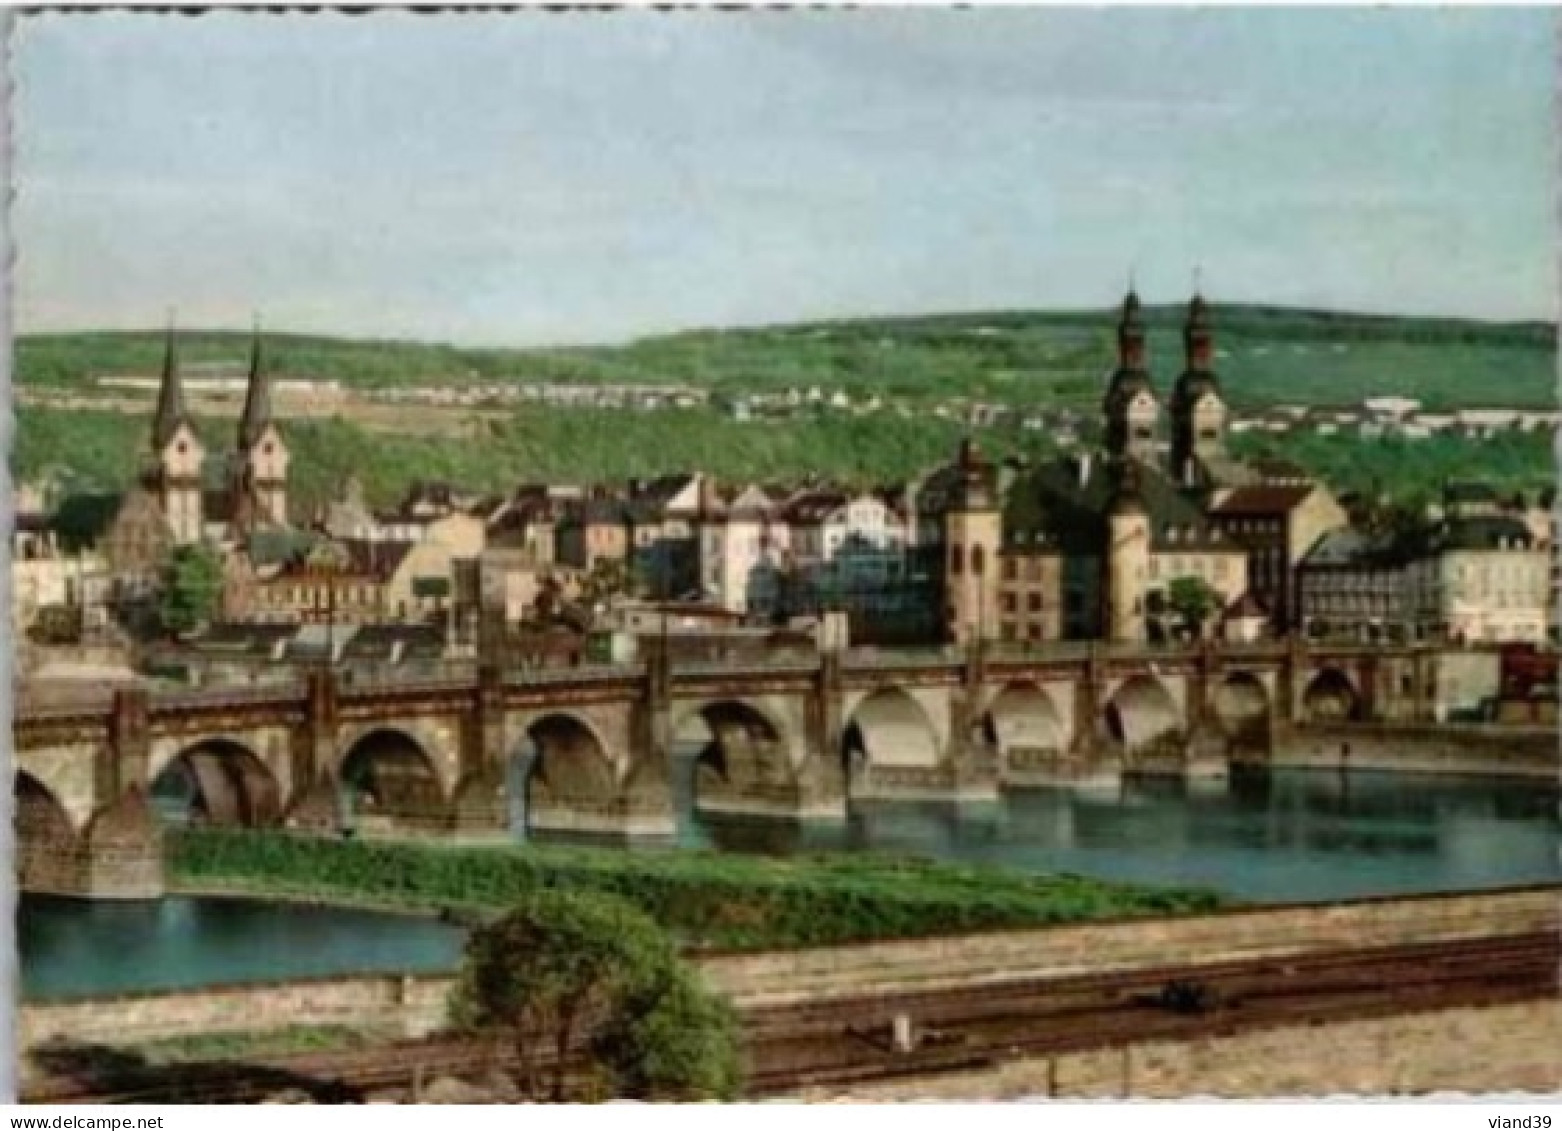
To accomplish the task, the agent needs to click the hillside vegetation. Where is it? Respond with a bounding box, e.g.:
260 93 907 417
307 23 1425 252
15 404 1551 516
16 305 1555 510
18 303 1556 409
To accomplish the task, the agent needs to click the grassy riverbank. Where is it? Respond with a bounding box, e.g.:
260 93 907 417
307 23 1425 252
169 830 1226 951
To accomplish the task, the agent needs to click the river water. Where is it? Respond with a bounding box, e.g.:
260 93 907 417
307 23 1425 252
20 766 1560 1001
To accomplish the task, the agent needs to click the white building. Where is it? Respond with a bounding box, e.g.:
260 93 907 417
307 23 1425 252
698 484 790 615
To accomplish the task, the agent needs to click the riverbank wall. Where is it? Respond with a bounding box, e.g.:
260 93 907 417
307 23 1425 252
781 998 1562 1099
1270 724 1557 779
22 885 1558 1051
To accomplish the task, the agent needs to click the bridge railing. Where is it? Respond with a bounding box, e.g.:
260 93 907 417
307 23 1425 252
673 659 823 678
153 684 308 712
505 664 646 686
12 693 114 722
842 647 964 670
981 642 1096 663
338 670 478 696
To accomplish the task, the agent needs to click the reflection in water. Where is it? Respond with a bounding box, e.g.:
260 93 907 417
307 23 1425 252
681 764 1558 904
20 762 1560 1002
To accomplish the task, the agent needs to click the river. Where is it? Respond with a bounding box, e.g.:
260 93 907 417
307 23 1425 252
20 766 1560 1001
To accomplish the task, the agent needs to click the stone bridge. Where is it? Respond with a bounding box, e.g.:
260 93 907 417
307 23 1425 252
12 640 1443 898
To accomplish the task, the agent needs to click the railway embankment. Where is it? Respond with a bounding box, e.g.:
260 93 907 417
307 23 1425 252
21 884 1558 1052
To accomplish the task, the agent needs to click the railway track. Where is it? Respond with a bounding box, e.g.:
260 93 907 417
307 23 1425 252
24 931 1559 1104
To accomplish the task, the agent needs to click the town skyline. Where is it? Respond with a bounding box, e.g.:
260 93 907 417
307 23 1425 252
18 9 1556 346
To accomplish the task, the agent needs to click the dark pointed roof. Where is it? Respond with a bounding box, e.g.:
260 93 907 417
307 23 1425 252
1005 455 1230 555
151 323 191 450
237 323 273 449
1174 293 1221 407
1105 290 1155 410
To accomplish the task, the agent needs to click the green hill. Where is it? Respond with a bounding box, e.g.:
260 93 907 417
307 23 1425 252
14 305 1556 512
17 303 1558 410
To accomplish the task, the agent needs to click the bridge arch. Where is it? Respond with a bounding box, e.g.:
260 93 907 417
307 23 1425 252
510 712 618 835
338 727 448 834
1212 672 1271 749
149 739 283 827
16 771 80 894
1302 667 1362 723
676 700 796 811
1102 674 1181 754
843 687 942 782
983 682 1067 764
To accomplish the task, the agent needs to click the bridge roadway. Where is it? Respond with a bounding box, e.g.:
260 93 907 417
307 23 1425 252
22 929 1559 1103
11 639 1466 898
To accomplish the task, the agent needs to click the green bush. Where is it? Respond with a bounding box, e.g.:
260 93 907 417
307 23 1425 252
168 829 1225 952
452 889 742 1101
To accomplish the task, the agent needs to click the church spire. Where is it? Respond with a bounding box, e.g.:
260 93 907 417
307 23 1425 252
1116 289 1147 371
238 315 273 449
1184 289 1214 372
151 314 189 450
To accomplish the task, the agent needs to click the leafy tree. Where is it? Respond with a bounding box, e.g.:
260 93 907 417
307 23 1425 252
159 543 225 637
1165 576 1223 639
450 889 742 1102
578 557 641 614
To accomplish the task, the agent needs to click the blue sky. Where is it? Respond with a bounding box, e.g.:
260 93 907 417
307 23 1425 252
15 9 1557 345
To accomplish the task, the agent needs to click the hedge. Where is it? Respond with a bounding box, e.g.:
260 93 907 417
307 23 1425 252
168 829 1226 952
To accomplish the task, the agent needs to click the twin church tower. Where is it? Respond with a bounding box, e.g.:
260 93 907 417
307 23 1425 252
942 291 1239 647
142 324 291 545
1104 289 1230 486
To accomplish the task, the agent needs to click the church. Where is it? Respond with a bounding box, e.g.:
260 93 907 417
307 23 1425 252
942 292 1345 646
100 326 293 591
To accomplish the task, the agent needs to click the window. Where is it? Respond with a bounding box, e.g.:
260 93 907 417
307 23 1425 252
950 545 964 576
1002 558 1017 581
1001 593 1017 614
972 545 986 576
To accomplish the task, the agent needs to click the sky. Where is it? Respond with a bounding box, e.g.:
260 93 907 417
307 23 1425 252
14 9 1559 346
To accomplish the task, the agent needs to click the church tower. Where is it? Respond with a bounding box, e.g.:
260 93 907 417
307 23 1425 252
233 322 290 527
146 322 206 545
1104 461 1151 644
1102 291 1160 464
1169 292 1228 487
942 438 1001 646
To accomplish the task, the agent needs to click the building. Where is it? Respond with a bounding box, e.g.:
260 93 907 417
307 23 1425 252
1296 528 1412 642
697 483 791 616
624 474 705 600
1207 482 1348 633
1407 512 1550 645
140 324 291 547
1298 493 1552 646
12 513 111 641
776 486 923 636
941 293 1260 647
994 452 1249 644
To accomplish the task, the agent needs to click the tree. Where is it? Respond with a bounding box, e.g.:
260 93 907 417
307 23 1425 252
159 543 225 637
1165 576 1222 639
578 556 641 614
450 890 742 1102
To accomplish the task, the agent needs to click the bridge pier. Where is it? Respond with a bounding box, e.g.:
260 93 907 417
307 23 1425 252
526 794 678 841
697 749 850 822
21 791 166 901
